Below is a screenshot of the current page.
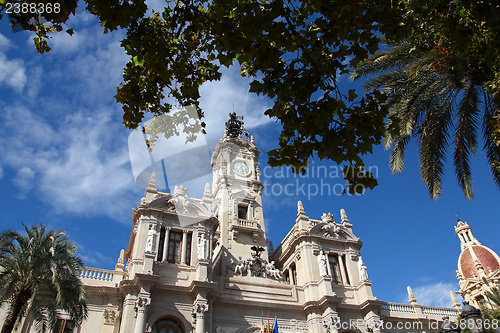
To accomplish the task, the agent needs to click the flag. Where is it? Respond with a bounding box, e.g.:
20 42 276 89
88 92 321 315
267 315 271 333
262 316 265 333
273 316 279 333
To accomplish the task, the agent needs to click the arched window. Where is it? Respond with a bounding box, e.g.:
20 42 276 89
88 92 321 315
152 318 184 333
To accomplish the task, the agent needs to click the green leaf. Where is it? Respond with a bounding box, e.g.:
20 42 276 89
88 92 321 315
348 89 358 102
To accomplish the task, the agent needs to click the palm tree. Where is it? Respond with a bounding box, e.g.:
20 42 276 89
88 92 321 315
0 224 87 333
486 286 500 308
351 41 500 200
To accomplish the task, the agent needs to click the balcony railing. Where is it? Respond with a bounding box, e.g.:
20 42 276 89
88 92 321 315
79 267 123 284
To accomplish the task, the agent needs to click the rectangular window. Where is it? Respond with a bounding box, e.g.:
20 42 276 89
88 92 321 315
167 231 183 263
56 319 75 333
157 227 166 262
329 255 343 284
290 263 297 285
238 205 247 220
284 270 290 284
185 233 192 265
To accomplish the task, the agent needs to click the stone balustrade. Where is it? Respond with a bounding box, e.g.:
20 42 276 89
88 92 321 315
309 219 321 226
380 302 460 321
421 305 460 317
381 302 416 313
236 219 255 228
79 267 124 286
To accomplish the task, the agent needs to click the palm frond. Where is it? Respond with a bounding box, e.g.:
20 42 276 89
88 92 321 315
454 81 480 200
486 286 500 308
482 93 500 188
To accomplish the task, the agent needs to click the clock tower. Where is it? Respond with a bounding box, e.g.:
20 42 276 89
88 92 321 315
210 113 267 264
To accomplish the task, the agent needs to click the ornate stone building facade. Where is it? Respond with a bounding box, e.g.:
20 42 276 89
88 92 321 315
4 119 464 333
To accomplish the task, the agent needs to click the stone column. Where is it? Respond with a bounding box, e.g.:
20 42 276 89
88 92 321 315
119 294 135 333
192 229 199 265
365 315 382 333
181 230 188 264
193 302 209 333
134 296 151 333
323 316 340 333
162 228 170 262
324 253 331 276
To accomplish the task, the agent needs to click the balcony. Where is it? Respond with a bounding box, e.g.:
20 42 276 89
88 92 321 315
231 218 261 242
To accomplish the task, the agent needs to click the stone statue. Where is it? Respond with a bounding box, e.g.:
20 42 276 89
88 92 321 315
145 227 157 253
358 256 368 281
318 251 328 277
225 112 249 138
263 261 281 279
197 233 207 260
234 256 246 276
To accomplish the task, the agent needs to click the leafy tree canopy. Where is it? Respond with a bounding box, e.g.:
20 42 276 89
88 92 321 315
2 0 499 197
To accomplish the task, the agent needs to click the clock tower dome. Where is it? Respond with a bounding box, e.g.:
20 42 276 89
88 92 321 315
210 113 267 262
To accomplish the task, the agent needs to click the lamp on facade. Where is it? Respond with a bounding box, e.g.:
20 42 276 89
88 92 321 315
460 301 484 333
439 317 460 333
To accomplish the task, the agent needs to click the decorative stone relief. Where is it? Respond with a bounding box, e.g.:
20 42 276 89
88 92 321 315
166 185 194 214
103 308 118 325
321 212 334 223
252 231 259 243
233 247 282 280
321 222 343 239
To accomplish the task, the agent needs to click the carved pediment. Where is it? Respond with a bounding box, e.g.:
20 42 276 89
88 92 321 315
148 195 213 218
310 222 357 242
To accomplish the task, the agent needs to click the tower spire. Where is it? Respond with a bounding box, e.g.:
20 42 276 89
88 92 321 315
454 218 480 250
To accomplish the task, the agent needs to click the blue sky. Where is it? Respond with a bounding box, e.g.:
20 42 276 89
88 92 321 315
1 3 499 309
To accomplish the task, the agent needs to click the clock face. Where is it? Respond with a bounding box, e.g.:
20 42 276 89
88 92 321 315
233 161 250 176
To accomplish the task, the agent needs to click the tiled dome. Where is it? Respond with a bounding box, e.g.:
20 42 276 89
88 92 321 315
458 245 500 279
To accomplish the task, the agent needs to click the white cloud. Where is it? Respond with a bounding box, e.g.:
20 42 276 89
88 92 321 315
0 51 26 92
50 30 86 54
13 167 35 197
403 282 462 308
0 105 140 222
0 33 12 51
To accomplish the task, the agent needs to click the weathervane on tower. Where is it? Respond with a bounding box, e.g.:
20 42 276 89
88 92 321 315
225 112 249 138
